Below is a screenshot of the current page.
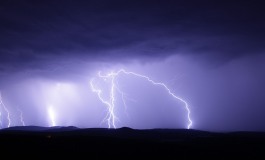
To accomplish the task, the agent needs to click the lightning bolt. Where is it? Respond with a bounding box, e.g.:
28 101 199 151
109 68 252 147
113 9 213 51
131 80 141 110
48 105 56 127
90 69 193 129
0 91 11 128
90 77 118 128
117 88 130 119
17 108 25 126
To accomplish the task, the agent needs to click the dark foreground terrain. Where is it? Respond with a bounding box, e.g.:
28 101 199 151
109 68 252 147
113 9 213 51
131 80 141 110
0 126 265 158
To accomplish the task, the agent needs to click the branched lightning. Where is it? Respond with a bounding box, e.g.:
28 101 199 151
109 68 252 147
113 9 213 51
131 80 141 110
90 76 118 128
17 108 25 126
90 69 193 129
115 84 135 119
0 91 11 128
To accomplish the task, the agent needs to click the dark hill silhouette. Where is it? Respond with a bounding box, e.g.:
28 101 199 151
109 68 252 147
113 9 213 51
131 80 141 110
0 126 265 158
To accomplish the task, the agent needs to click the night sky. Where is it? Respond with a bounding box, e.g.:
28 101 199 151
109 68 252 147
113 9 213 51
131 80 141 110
0 0 265 131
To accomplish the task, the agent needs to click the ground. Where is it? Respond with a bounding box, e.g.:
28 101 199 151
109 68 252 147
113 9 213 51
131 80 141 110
0 126 265 158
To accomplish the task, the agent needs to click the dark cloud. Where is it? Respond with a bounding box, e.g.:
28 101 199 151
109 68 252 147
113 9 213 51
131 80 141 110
0 0 264 68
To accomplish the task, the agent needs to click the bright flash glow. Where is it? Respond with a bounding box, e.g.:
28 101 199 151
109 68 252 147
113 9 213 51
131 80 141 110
90 69 193 129
48 106 56 127
0 91 11 128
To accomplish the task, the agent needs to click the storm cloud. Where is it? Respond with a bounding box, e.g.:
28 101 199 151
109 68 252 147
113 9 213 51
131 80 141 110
0 0 265 131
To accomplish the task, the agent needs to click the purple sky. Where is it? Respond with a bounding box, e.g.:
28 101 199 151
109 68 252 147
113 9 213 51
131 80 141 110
0 0 265 131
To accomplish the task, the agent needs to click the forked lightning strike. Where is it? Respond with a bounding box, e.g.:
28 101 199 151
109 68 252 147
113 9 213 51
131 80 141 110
90 77 118 128
90 69 193 129
0 91 11 128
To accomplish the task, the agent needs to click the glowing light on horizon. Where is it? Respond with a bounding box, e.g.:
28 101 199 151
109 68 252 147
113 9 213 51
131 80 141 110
90 69 193 129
